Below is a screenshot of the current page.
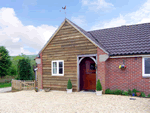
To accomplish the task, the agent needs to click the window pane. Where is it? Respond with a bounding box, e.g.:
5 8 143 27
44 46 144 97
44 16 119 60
59 62 63 67
53 67 57 74
145 58 150 74
59 68 63 74
53 62 57 68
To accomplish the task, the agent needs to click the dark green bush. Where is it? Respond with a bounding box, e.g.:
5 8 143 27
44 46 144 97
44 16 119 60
105 88 111 94
128 89 132 95
114 89 122 95
67 79 72 89
96 79 102 91
147 94 150 97
132 89 138 93
141 92 146 97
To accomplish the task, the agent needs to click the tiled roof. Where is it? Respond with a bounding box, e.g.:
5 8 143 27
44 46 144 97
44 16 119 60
67 19 150 56
88 23 150 56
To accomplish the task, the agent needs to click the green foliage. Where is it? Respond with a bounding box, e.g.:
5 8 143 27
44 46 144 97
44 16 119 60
0 82 11 88
10 54 36 77
105 88 111 94
122 91 129 96
128 89 132 95
67 79 72 89
0 46 12 78
114 89 123 95
132 89 138 93
141 92 146 97
132 89 139 96
147 94 150 97
96 79 102 91
17 57 34 80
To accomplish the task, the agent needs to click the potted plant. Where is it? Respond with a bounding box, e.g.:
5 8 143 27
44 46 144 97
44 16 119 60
66 79 72 93
119 65 126 69
136 91 141 97
96 79 102 96
132 92 135 96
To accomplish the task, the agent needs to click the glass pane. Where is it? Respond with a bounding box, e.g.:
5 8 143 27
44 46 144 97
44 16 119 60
145 58 150 74
59 68 63 74
90 63 95 70
53 67 57 74
53 62 57 68
59 62 63 67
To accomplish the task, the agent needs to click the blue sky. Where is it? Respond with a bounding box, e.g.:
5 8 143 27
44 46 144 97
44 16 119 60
0 0 150 56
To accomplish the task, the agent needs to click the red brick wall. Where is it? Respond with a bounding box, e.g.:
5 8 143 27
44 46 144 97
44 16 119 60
36 52 43 89
105 57 150 96
97 47 108 93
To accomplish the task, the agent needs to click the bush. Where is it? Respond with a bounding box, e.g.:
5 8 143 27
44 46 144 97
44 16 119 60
141 92 146 97
96 79 102 91
122 91 129 96
67 79 72 89
17 57 34 80
128 89 132 95
147 94 150 97
114 89 122 95
105 88 111 94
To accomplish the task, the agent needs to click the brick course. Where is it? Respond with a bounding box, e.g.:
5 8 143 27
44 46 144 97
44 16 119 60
97 47 107 93
35 52 43 89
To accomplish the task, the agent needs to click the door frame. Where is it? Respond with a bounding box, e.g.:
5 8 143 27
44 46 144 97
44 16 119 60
77 54 97 91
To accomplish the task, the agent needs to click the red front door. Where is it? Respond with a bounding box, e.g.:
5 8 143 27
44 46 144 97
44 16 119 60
80 57 96 91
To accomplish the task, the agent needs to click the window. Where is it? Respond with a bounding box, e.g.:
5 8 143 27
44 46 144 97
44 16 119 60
52 60 64 76
142 57 150 77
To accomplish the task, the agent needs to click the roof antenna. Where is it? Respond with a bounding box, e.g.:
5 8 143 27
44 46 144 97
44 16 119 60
60 6 66 19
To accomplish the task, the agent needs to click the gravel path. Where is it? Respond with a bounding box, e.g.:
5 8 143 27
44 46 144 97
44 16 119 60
0 90 150 113
0 87 11 93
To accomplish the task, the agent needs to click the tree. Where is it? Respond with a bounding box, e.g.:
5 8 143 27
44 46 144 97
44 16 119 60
17 57 34 80
0 46 12 78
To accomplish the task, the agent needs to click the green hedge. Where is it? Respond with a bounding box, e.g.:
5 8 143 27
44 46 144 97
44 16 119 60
105 88 148 97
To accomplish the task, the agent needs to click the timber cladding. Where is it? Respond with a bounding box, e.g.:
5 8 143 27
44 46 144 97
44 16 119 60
42 21 97 91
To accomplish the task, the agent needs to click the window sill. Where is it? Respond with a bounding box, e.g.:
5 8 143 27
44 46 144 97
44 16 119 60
142 76 150 78
52 75 64 76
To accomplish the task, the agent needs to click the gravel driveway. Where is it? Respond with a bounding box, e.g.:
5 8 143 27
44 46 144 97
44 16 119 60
0 90 150 113
0 87 11 93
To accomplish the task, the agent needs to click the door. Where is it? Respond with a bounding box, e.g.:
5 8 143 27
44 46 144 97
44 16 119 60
80 57 96 91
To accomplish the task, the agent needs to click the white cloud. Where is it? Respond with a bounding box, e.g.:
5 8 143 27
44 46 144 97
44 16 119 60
71 16 87 27
81 0 114 12
91 0 150 30
0 7 57 56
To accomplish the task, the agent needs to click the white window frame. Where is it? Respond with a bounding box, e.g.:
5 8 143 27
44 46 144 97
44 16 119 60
142 57 150 77
51 60 64 76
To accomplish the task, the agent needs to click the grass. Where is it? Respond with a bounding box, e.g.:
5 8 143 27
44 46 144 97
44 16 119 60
0 82 11 88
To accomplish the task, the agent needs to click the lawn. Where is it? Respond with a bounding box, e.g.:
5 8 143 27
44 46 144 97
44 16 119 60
0 82 11 88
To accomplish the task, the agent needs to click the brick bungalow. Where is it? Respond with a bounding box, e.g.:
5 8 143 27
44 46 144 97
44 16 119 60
35 18 150 96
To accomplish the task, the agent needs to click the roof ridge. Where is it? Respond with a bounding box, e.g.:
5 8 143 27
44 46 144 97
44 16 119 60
88 22 150 32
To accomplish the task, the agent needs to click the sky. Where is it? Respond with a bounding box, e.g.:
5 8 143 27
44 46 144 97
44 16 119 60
0 0 150 56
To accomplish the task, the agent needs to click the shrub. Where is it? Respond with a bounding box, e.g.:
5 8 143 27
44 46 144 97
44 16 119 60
67 79 72 89
132 89 138 93
147 94 150 97
141 92 146 97
114 89 122 95
110 90 115 94
96 79 102 91
128 89 132 95
122 91 129 96
105 88 111 94
17 57 34 80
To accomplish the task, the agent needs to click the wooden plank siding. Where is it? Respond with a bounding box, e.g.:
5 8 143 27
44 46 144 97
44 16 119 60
42 21 97 91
